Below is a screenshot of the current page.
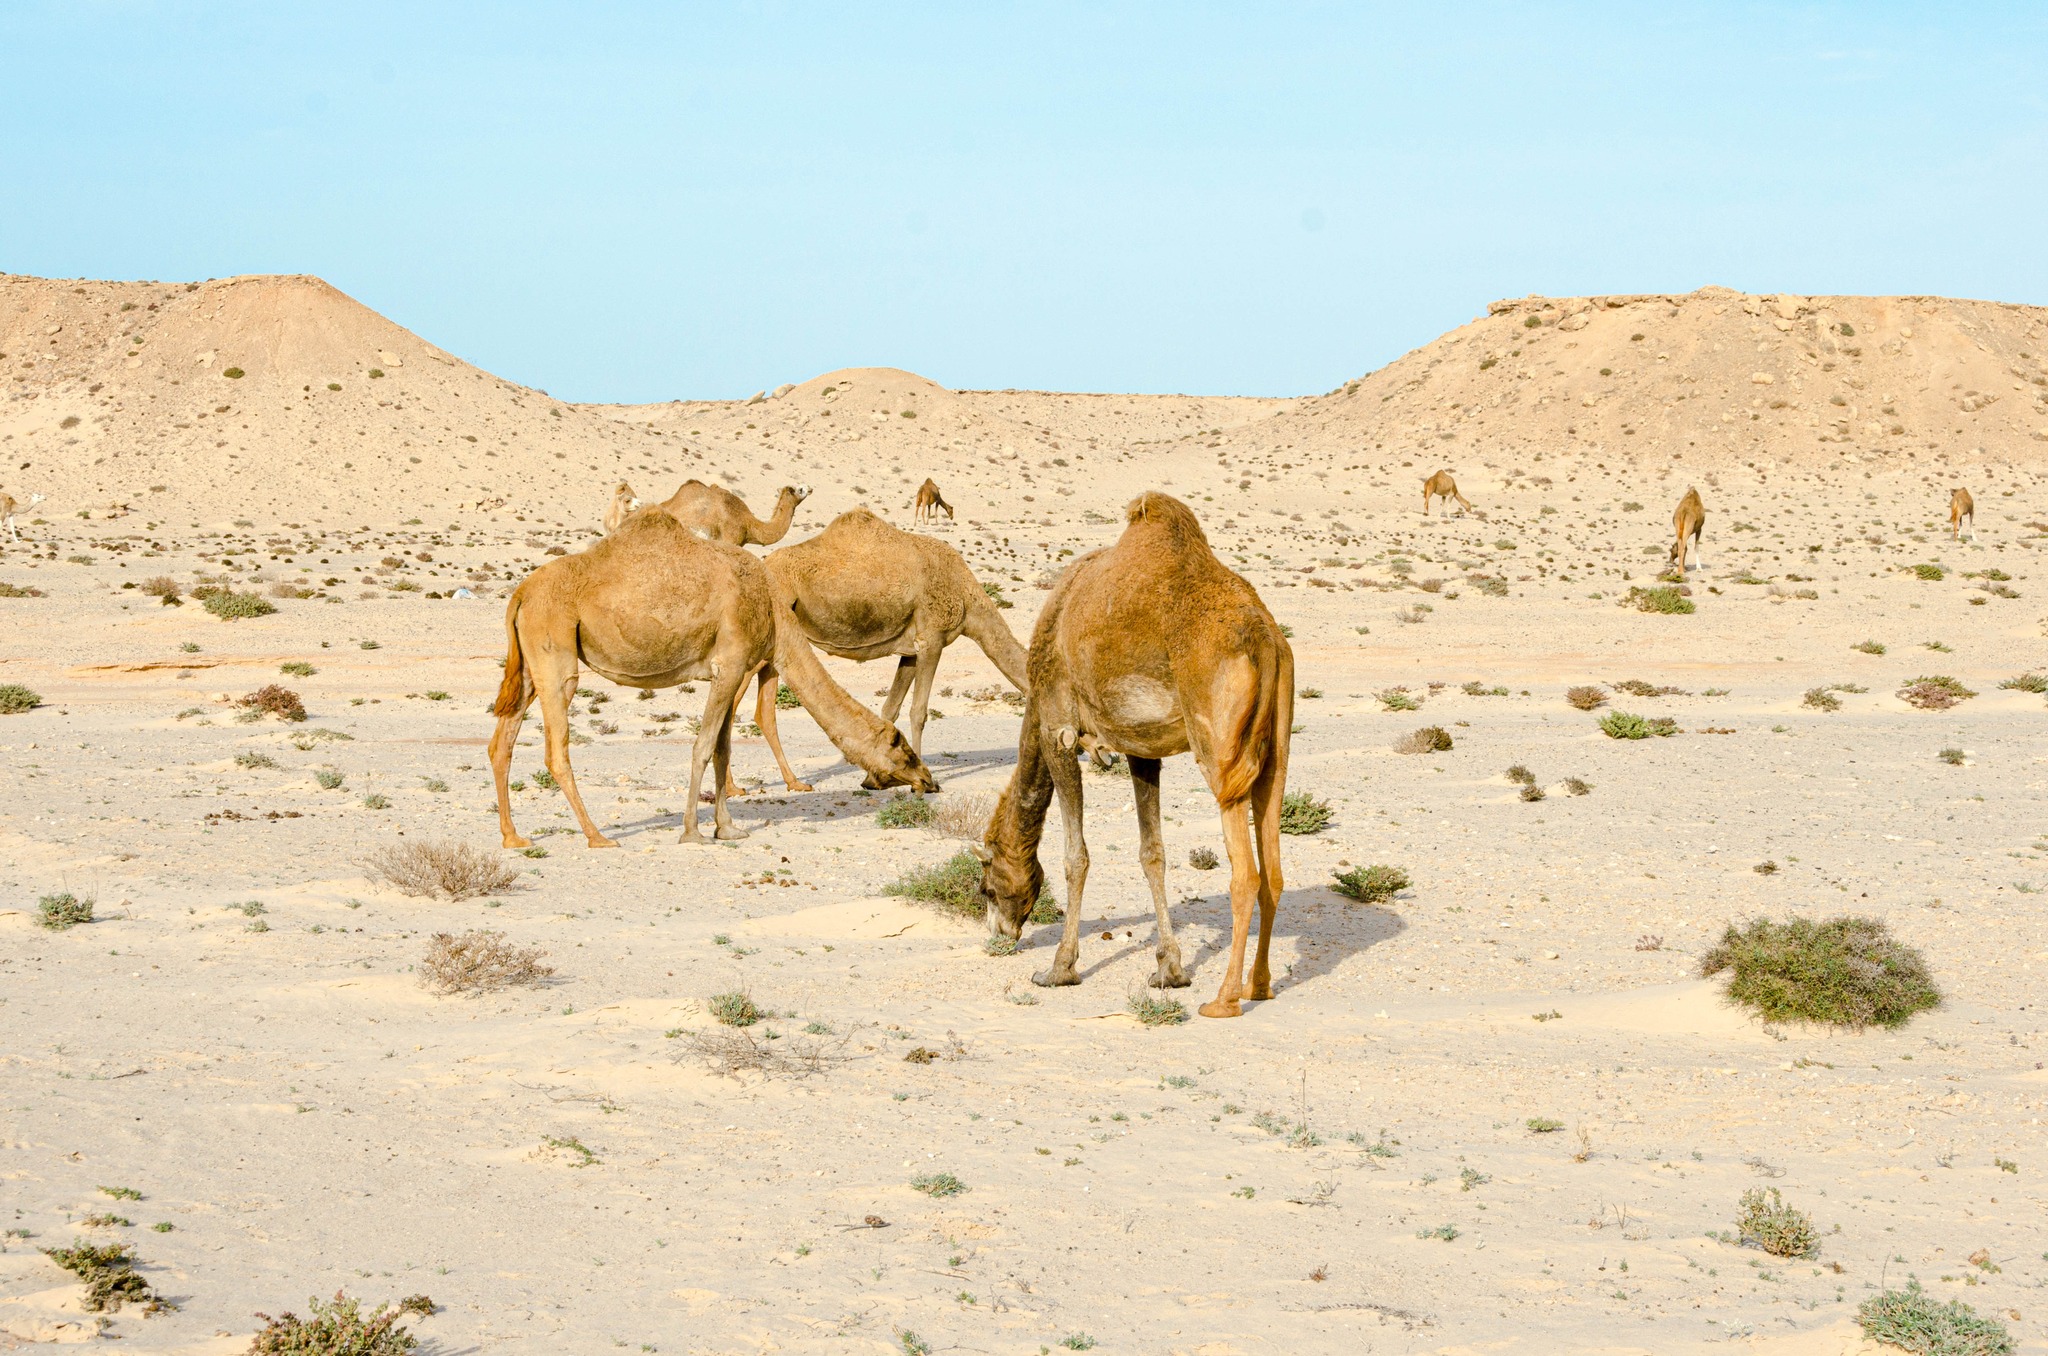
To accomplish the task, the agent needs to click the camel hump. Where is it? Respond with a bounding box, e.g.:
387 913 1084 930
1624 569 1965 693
1121 491 1208 547
830 506 886 531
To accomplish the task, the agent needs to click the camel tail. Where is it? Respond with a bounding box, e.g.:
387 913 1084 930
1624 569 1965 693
492 594 529 717
1215 630 1290 809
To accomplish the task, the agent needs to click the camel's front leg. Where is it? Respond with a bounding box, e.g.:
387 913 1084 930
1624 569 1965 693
1032 743 1089 988
682 665 749 844
1128 756 1188 988
709 697 746 840
751 661 813 792
1199 800 1258 1018
878 656 916 725
538 664 616 849
902 641 942 758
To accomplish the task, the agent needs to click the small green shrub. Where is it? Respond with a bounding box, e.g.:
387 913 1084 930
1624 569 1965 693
1802 687 1842 712
1278 790 1332 835
876 794 934 829
1128 992 1188 1026
1504 764 1535 785
530 768 557 790
235 751 279 770
1187 846 1219 870
1599 711 1676 739
279 661 316 677
1526 1117 1563 1133
1999 671 2048 694
314 770 345 790
360 793 391 810
1857 1280 2013 1355
1562 777 1592 796
202 589 276 620
774 682 800 709
910 1171 967 1198
981 581 1012 608
1853 639 1886 655
1519 783 1546 802
1912 563 1946 581
1700 915 1939 1028
1331 864 1409 903
1376 686 1420 711
1937 747 1966 766
1737 1187 1818 1258
1899 675 1975 711
708 991 759 1027
38 1241 166 1312
37 892 94 930
250 1291 418 1354
1623 585 1693 615
0 581 49 597
0 683 42 714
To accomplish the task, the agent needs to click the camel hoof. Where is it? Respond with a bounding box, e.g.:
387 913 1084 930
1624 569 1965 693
1031 967 1080 989
502 836 532 849
714 825 750 841
1198 999 1243 1019
1150 969 1191 989
676 831 706 846
1246 982 1274 1001
586 836 620 850
786 781 814 793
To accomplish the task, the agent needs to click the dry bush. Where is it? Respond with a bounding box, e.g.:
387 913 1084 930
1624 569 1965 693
928 791 994 840
369 839 520 900
676 1024 852 1079
1565 685 1607 711
418 930 553 995
1897 675 1976 711
138 575 181 600
1393 725 1453 755
239 684 307 723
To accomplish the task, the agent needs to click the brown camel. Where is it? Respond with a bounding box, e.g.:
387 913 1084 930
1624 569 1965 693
914 478 954 522
658 479 810 546
1421 470 1472 517
1949 487 1974 541
736 508 1031 792
2 491 47 541
487 509 933 849
602 481 640 535
1669 487 1706 573
975 492 1293 1019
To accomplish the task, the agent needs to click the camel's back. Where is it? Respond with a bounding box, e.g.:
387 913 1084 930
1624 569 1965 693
661 480 749 544
772 508 933 635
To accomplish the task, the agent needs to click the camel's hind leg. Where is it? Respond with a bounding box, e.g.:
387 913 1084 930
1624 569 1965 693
531 651 616 849
682 662 751 844
1031 736 1090 989
488 697 535 849
1128 756 1189 988
878 656 916 725
1245 759 1286 1001
750 661 814 792
1198 799 1258 1019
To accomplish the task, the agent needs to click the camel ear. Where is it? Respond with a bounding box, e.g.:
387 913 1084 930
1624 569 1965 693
968 843 993 865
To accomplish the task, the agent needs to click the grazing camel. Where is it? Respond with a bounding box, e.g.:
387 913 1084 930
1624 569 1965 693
488 509 933 849
602 481 641 535
2 491 47 541
1421 470 1472 517
975 492 1293 1019
658 479 810 547
1949 487 1974 541
914 479 954 522
1669 487 1706 573
739 508 1031 792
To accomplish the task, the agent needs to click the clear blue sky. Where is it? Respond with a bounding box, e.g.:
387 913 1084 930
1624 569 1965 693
4 3 2044 402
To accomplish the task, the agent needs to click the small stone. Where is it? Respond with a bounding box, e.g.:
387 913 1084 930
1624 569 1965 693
1750 372 1774 385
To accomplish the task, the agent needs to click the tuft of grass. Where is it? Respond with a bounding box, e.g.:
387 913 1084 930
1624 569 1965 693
1461 680 1509 697
1599 710 1677 739
201 588 276 620
1853 639 1887 655
1898 675 1976 711
1394 725 1453 755
707 991 759 1027
235 750 279 770
876 794 934 829
367 840 520 901
1128 991 1188 1026
1565 684 1607 711
37 892 94 930
1562 777 1592 796
239 684 307 722
0 683 44 714
1376 686 1420 711
419 930 553 995
1624 585 1694 615
1802 687 1842 712
1504 764 1535 786
39 1241 168 1313
1700 915 1939 1029
1737 1187 1818 1259
1415 1223 1460 1241
1278 790 1332 835
884 850 1060 923
1526 1117 1564 1133
910 1171 967 1198
314 769 345 790
250 1291 418 1354
98 1186 143 1201
1998 671 2047 694
1187 846 1219 870
1938 747 1966 766
279 661 316 677
1331 864 1409 904
1857 1280 2013 1356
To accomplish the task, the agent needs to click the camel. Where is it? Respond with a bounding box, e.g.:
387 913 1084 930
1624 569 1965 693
1950 487 1974 541
975 492 1293 1020
1669 487 1706 573
658 479 810 547
736 508 1031 792
488 509 934 849
2 492 47 541
914 479 954 522
1421 470 1472 517
602 481 641 535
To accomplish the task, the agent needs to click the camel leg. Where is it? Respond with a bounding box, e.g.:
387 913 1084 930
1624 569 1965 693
682 664 749 844
1031 743 1090 988
878 656 916 725
721 668 760 800
1128 756 1188 989
902 641 942 758
751 660 813 792
488 697 534 849
1198 800 1258 1019
536 660 616 849
1246 761 1287 1002
709 695 746 840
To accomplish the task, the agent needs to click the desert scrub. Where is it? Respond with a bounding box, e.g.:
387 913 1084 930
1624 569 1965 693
1562 777 1592 796
37 892 94 930
911 1171 967 1198
1519 783 1545 802
774 682 801 709
200 588 276 620
1187 846 1219 870
367 839 519 901
1911 562 1947 581
1856 1280 2013 1356
1852 639 1886 655
235 750 280 770
981 581 1013 608
1599 711 1677 739
1898 675 1975 711
419 930 553 995
1801 687 1842 713
0 683 42 714
1999 671 2048 694
1736 1187 1818 1258
239 684 308 722
1700 915 1939 1029
1393 725 1453 754
250 1291 419 1354
1622 584 1693 615
279 661 316 677
1376 686 1420 711
314 769 345 790
1937 747 1966 766
707 991 759 1027
1564 684 1607 711
1504 764 1536 786
1331 864 1409 904
39 1241 167 1313
1278 790 1332 834
875 793 934 829
927 791 994 840
1127 991 1188 1026
884 851 1060 922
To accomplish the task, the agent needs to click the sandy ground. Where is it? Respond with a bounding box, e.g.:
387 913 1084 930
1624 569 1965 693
3 279 2048 1353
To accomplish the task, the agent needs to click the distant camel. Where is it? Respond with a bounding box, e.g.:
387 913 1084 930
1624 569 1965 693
1949 487 1974 541
488 509 933 849
1421 470 1472 517
976 492 1293 1019
741 508 1031 792
658 480 810 547
602 481 640 535
914 479 953 522
1669 487 1706 573
2 491 47 541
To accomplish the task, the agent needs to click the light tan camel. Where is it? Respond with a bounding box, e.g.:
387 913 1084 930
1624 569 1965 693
1949 487 1974 541
736 508 1031 792
914 479 954 522
1669 487 1706 573
602 481 640 535
975 492 1293 1019
1421 470 1472 517
488 509 933 849
658 480 810 546
2 491 47 541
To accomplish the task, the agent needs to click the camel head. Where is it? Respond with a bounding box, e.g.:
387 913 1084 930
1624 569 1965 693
785 484 812 505
971 837 1042 941
857 724 937 794
28 493 46 509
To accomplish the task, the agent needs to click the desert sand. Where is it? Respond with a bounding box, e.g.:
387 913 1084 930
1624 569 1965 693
2 273 2046 1353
